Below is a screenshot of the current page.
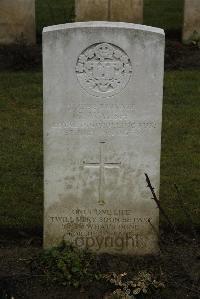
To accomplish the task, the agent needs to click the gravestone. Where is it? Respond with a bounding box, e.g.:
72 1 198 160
75 0 143 23
43 22 165 255
183 0 200 44
0 0 36 45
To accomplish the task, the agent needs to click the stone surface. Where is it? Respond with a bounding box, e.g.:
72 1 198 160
75 0 143 23
110 0 143 23
43 22 165 255
75 0 109 21
183 0 200 43
0 0 36 45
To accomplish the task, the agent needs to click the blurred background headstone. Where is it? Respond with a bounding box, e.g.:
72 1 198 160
0 0 36 45
183 0 200 44
75 0 143 23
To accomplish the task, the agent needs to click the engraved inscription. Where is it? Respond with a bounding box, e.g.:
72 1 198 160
52 120 157 136
64 103 136 120
76 43 132 97
83 142 121 205
49 210 152 251
51 103 157 136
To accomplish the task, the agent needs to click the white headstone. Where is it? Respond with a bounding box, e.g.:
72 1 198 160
43 22 165 255
183 0 200 44
0 0 36 45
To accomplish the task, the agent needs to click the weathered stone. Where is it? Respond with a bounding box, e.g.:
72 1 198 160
183 0 200 44
0 0 36 45
75 0 143 23
110 0 143 23
43 22 165 255
75 0 109 21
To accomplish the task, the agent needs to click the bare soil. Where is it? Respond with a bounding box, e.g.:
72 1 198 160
0 231 200 299
165 41 200 70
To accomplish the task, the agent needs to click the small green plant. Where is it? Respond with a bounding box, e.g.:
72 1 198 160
36 241 101 288
103 270 165 298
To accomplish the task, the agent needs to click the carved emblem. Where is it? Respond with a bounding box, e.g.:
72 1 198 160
76 43 132 97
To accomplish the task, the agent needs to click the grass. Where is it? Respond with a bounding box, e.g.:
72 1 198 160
0 72 43 230
36 0 75 34
144 0 184 31
0 70 199 231
35 0 184 35
161 71 200 227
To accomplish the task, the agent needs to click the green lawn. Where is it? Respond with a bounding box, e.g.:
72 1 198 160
161 71 200 227
0 70 199 231
144 0 183 31
36 0 75 34
0 72 43 230
35 0 184 34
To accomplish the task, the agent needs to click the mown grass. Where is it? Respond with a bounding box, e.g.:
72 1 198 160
36 0 75 34
144 0 184 31
161 71 200 227
0 70 199 231
0 72 43 230
35 0 184 35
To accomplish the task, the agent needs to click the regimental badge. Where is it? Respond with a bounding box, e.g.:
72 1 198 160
76 43 132 97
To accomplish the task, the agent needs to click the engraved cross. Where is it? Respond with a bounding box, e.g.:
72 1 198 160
83 142 121 205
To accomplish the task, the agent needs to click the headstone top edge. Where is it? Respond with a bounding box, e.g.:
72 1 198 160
43 21 165 36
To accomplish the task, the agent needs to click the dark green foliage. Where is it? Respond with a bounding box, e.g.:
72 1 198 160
36 242 100 287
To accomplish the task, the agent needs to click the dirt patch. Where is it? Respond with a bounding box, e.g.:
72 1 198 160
165 41 200 70
0 43 41 71
0 232 199 299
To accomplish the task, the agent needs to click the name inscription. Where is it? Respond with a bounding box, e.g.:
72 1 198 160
51 103 157 136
